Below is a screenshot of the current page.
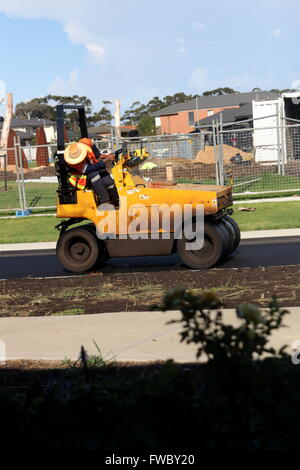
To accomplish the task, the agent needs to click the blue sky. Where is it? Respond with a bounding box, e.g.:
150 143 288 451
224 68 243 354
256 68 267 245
0 0 299 115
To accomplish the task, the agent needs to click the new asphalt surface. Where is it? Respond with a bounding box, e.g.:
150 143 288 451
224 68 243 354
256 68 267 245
1 236 300 279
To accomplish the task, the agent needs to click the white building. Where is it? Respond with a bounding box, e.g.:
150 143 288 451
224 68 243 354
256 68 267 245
253 93 300 162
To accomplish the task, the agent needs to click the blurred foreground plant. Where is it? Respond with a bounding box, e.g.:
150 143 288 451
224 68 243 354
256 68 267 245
154 287 289 363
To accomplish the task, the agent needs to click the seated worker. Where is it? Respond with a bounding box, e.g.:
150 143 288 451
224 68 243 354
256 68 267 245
64 138 115 206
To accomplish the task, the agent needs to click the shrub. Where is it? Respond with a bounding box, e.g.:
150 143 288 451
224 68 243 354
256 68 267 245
155 287 290 363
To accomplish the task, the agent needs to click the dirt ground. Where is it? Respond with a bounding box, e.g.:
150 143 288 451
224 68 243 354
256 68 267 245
1 265 300 318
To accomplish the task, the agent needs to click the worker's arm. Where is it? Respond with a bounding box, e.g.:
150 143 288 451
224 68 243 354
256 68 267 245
92 144 115 163
82 160 106 175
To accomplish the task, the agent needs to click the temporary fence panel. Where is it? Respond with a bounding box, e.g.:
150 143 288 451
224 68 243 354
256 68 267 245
219 119 300 196
252 99 280 162
3 120 300 214
122 133 217 186
0 141 57 212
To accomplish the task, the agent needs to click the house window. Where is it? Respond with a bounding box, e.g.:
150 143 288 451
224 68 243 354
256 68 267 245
188 111 195 126
207 110 214 117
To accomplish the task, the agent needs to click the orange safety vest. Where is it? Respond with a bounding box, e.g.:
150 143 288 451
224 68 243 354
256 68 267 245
69 173 87 190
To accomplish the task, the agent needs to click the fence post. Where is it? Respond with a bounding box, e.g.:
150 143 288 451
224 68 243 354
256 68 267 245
218 113 224 185
166 163 173 181
212 120 220 185
3 153 8 191
17 137 27 210
13 136 24 211
280 115 286 175
276 103 283 175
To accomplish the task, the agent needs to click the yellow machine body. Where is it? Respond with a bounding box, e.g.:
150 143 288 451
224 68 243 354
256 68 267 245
56 154 233 236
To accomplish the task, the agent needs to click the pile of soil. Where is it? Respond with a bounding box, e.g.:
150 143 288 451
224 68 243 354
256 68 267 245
6 163 54 174
195 145 253 164
7 164 28 173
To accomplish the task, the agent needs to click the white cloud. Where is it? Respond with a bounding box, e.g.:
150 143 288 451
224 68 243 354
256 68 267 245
194 22 205 30
188 66 275 93
0 1 107 63
85 43 105 64
48 69 80 95
176 38 187 53
271 27 282 36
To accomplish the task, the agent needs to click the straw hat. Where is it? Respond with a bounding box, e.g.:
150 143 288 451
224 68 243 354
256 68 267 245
64 142 91 165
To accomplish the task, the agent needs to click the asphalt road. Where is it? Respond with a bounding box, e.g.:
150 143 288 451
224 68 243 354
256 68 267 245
1 236 300 280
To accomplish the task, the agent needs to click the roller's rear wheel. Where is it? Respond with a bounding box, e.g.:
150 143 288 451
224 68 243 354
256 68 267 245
223 215 241 253
177 220 227 269
56 227 100 273
215 220 232 260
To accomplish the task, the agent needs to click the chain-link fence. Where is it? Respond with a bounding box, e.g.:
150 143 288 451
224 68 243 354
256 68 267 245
0 139 57 212
218 118 300 195
2 119 300 213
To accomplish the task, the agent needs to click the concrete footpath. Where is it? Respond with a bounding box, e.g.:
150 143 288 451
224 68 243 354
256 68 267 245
1 228 300 252
0 308 300 363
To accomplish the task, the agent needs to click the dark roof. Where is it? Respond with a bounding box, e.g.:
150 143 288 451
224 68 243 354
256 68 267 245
88 125 137 138
88 125 111 135
233 102 252 118
0 118 55 128
196 103 253 127
152 91 279 117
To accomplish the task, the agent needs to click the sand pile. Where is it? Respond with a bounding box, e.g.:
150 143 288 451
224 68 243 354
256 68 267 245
195 145 253 164
6 165 28 173
5 164 53 173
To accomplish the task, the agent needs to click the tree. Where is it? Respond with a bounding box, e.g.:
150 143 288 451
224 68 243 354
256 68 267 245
15 95 95 132
121 101 147 126
121 92 198 128
162 92 195 106
202 87 238 96
15 99 55 120
89 100 113 126
138 115 156 136
269 88 297 94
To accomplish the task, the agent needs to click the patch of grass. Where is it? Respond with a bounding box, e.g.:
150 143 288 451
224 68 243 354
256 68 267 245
0 216 86 243
62 342 116 368
94 284 164 302
51 308 85 316
57 288 87 300
232 201 300 231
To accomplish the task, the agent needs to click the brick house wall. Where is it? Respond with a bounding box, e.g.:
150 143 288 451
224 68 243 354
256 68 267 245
159 106 239 134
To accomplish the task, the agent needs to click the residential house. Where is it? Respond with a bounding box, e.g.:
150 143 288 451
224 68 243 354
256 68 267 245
0 118 56 145
88 125 137 140
152 91 279 134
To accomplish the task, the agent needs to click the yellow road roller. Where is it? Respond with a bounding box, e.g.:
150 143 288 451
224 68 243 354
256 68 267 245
54 105 240 273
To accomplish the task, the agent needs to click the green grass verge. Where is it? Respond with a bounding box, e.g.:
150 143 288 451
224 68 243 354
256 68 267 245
232 201 300 231
1 201 300 243
0 216 59 243
0 182 57 210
